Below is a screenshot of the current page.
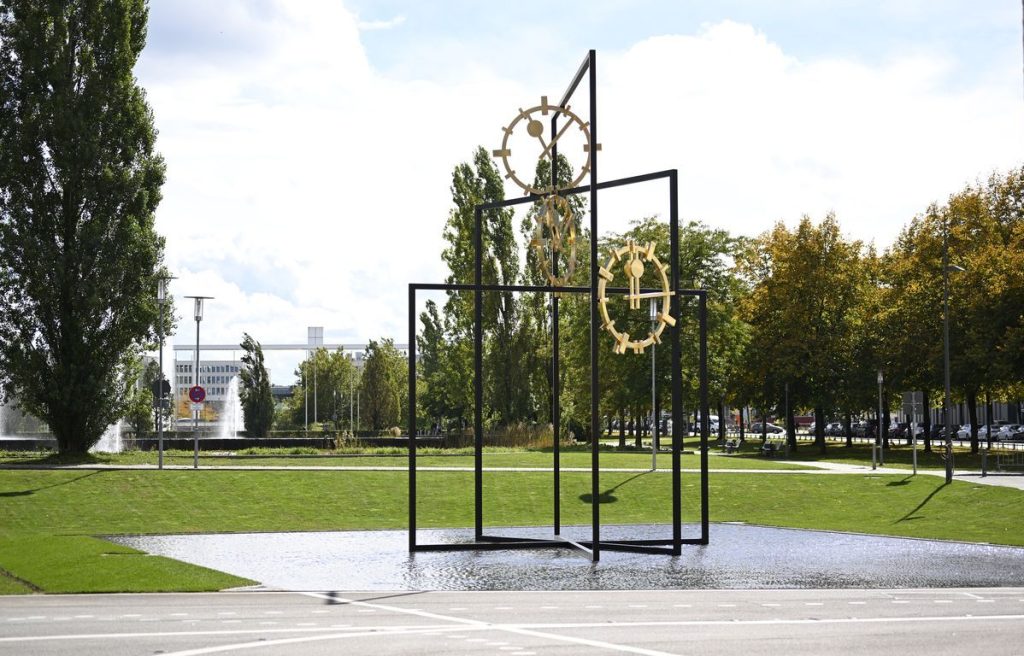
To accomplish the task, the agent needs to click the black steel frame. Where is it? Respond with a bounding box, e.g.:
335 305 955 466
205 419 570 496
407 50 709 562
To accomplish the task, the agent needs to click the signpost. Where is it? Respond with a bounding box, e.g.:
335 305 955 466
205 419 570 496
189 385 205 469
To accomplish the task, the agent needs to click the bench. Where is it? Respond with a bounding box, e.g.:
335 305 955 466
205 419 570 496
760 440 788 458
720 439 738 454
982 450 1024 476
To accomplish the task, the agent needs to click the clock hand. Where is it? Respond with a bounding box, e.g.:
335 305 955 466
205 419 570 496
541 117 575 159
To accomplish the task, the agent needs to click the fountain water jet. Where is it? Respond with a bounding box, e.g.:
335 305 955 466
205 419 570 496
219 376 243 439
91 421 123 453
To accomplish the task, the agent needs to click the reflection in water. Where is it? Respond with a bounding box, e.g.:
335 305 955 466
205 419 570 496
111 523 1024 592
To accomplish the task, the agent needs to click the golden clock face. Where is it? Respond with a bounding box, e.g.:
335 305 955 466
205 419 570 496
597 240 676 354
492 95 600 196
530 194 577 286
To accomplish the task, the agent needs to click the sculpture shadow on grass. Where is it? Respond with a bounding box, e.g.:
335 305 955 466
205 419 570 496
0 470 103 497
579 470 651 504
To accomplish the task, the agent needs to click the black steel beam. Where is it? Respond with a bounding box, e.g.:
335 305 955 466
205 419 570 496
408 285 417 551
474 207 484 541
475 169 677 211
669 170 682 556
558 49 594 109
587 48 600 563
699 291 710 545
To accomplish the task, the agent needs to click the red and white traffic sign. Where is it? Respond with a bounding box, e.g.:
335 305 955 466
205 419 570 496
188 385 206 403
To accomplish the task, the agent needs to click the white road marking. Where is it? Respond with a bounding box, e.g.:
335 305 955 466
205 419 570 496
805 603 824 606
672 604 691 608
849 602 866 605
934 600 953 604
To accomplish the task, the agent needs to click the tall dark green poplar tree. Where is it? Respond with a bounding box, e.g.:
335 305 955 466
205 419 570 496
361 338 407 431
439 147 530 427
0 1 168 454
239 334 274 438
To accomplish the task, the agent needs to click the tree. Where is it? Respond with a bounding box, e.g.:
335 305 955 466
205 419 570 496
239 333 274 437
123 357 158 436
0 1 167 454
286 346 359 431
735 215 873 453
361 338 407 431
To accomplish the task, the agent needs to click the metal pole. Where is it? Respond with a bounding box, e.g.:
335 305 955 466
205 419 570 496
350 375 354 435
911 391 918 475
650 298 657 471
943 230 954 483
408 285 417 551
587 49 600 562
314 358 318 425
158 293 164 470
877 371 884 467
194 315 200 470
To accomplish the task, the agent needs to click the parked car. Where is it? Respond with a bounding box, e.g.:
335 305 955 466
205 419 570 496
824 422 844 436
751 422 784 434
977 422 1009 439
995 424 1023 441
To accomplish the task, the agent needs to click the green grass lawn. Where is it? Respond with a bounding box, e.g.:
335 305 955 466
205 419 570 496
0 442 815 470
1 464 1022 595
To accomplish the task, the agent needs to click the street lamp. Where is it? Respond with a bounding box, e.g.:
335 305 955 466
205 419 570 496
876 371 884 468
942 218 965 484
156 275 175 470
185 295 213 470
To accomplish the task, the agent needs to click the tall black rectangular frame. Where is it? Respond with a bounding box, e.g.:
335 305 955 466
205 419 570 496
407 50 710 562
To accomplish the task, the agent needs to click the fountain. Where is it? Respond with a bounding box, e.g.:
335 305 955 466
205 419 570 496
219 376 244 439
91 421 122 453
0 396 8 439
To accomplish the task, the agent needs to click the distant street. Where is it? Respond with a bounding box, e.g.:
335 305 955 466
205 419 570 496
2 588 1023 655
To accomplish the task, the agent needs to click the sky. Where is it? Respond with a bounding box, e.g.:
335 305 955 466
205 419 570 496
136 0 1024 384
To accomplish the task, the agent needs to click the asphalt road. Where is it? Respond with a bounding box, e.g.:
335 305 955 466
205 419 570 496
2 587 1023 655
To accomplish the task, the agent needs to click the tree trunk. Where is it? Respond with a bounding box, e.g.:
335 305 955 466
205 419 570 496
814 406 826 453
922 389 931 452
635 405 643 449
967 391 978 454
739 407 745 443
618 410 626 448
718 397 727 441
843 412 852 448
760 409 767 442
785 398 797 451
985 392 993 450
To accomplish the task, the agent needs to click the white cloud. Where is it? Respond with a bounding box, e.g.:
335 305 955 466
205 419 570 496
357 15 406 31
139 7 1023 383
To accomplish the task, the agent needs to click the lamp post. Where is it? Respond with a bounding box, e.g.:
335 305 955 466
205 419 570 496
185 295 212 469
650 298 657 470
877 371 884 467
156 276 174 470
942 235 965 483
910 390 918 475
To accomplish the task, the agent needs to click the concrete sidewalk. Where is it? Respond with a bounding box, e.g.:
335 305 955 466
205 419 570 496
797 458 1024 491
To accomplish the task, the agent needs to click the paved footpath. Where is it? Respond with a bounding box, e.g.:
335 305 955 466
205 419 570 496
7 457 1024 490
2 588 1024 656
